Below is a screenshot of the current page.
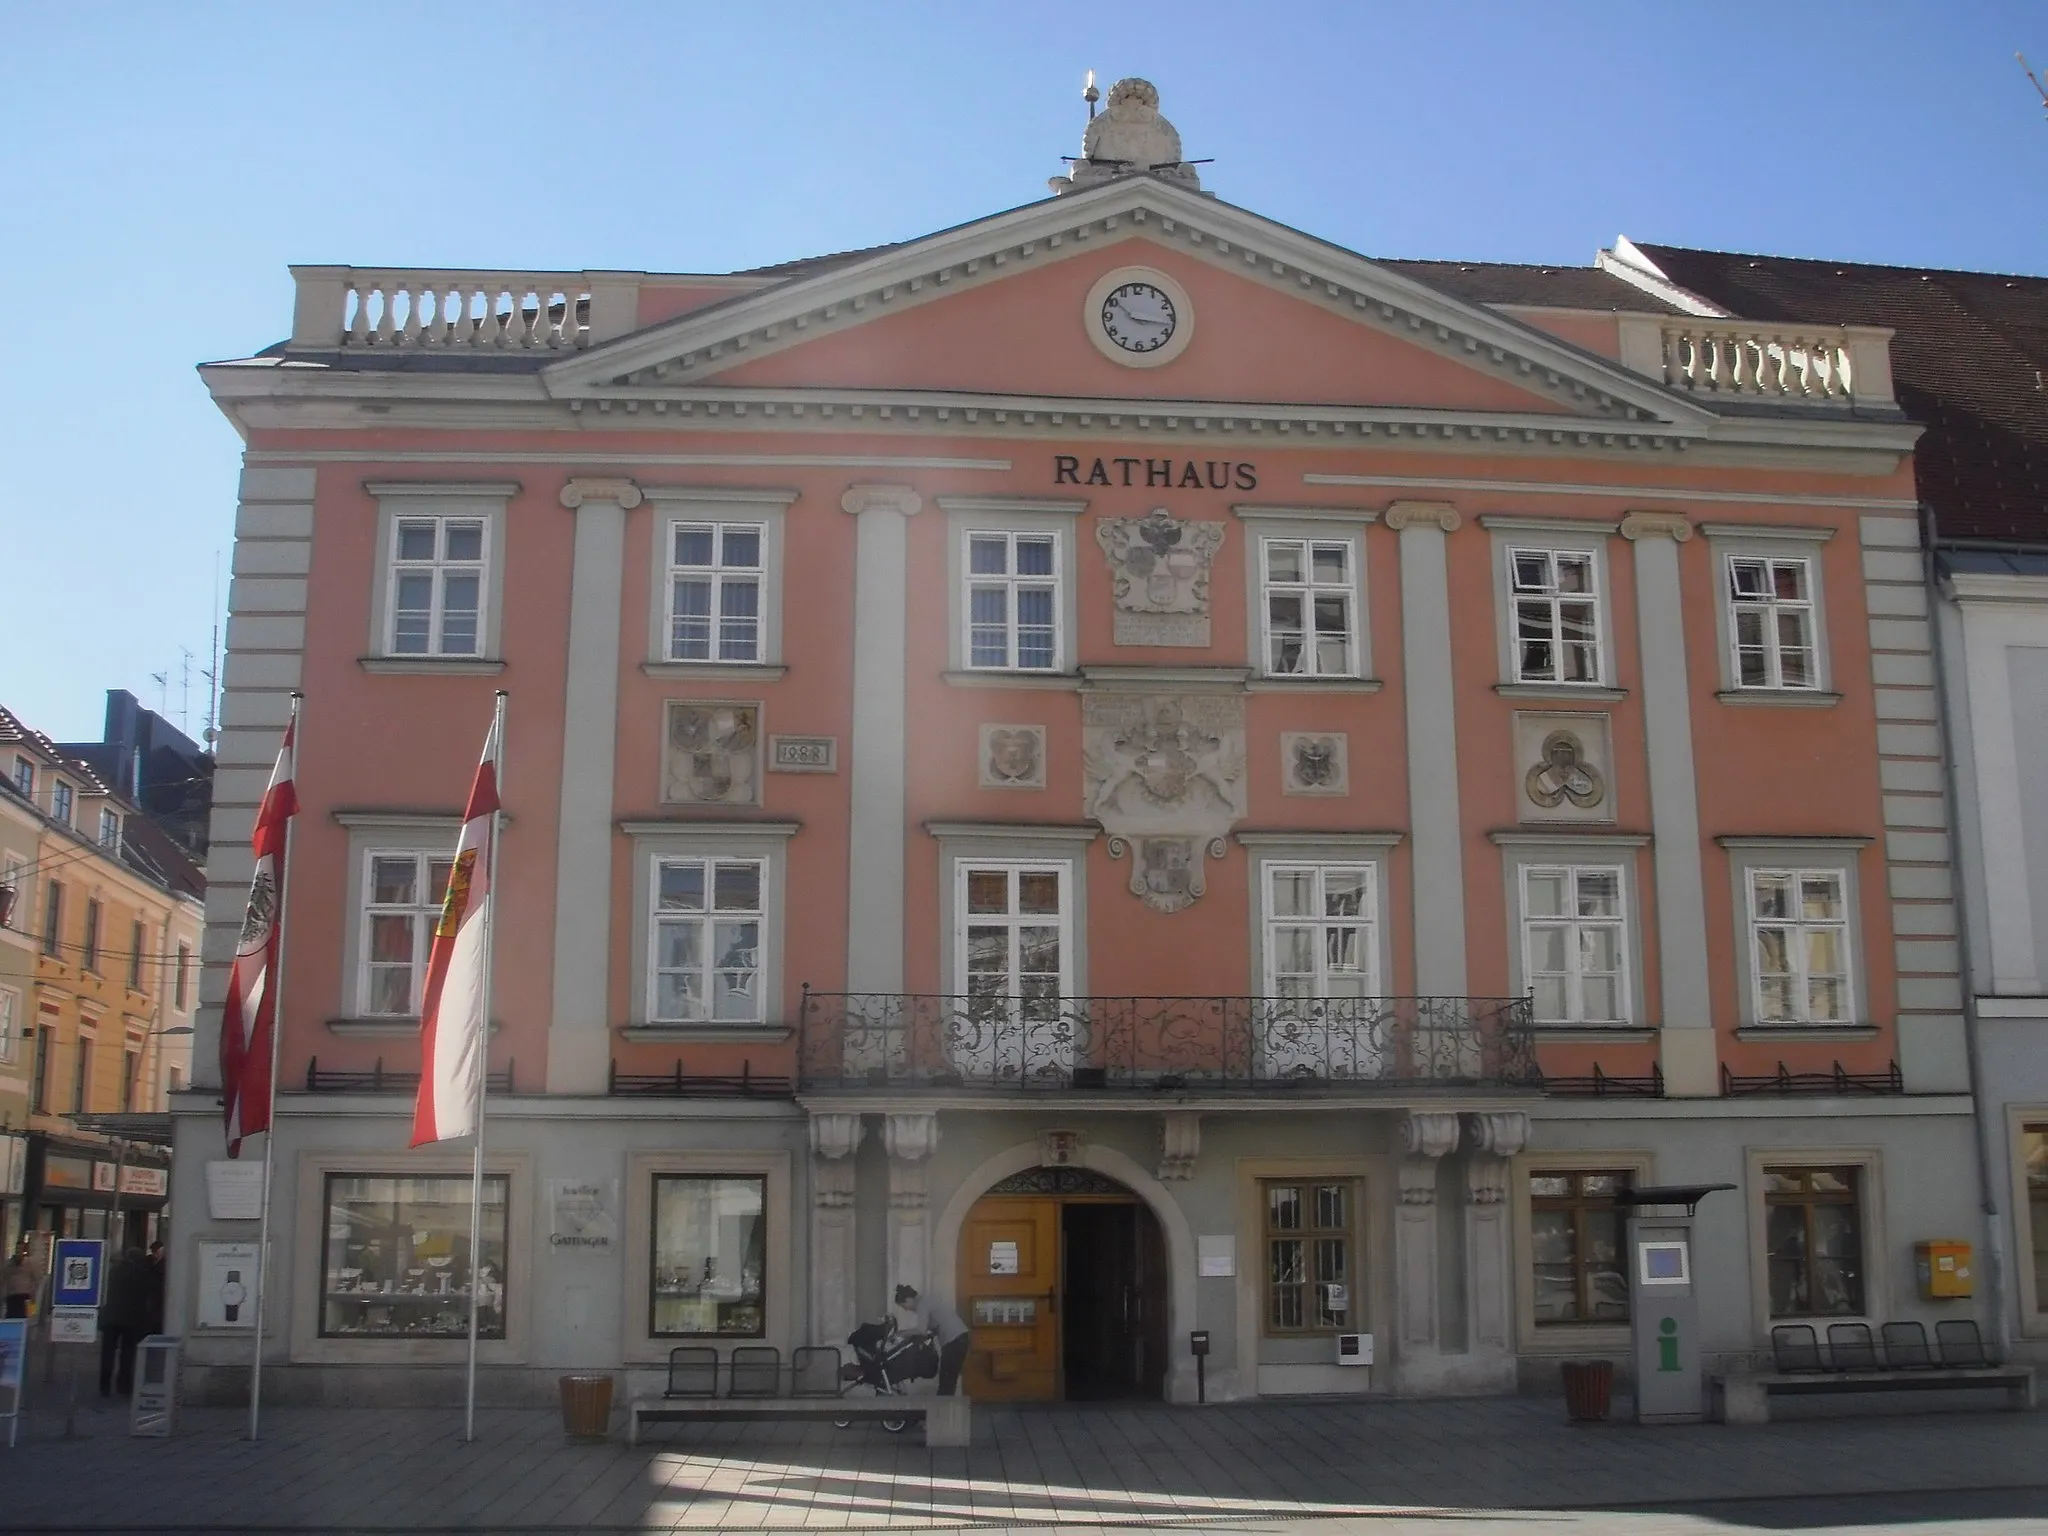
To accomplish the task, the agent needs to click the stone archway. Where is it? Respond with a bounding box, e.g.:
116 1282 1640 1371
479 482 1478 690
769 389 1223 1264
932 1137 1202 1403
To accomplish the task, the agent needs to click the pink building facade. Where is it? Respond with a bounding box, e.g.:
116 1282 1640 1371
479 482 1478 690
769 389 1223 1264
173 84 1986 1406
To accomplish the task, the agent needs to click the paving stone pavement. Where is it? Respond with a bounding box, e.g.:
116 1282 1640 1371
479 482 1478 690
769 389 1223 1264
0 1394 2042 1532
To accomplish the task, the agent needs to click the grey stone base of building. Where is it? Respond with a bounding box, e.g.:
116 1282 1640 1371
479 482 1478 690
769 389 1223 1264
180 1362 594 1409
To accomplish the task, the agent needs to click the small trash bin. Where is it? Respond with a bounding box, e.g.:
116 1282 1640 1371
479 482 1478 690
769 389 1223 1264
1559 1359 1613 1424
558 1373 615 1441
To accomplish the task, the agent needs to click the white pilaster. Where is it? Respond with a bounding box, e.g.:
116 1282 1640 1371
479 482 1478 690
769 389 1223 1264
841 485 923 994
1462 1111 1528 1387
1387 502 1467 995
547 477 641 1093
883 1111 939 1307
1623 512 1715 1097
809 1112 865 1348
1394 1109 1459 1387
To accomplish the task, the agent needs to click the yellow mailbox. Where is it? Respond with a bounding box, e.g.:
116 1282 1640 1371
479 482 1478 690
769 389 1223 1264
1915 1240 1974 1299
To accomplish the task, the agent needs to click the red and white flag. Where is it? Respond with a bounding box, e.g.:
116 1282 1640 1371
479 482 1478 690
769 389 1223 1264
411 721 501 1146
220 719 298 1157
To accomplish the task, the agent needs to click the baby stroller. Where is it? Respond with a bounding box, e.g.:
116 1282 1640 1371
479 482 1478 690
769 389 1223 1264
835 1316 939 1433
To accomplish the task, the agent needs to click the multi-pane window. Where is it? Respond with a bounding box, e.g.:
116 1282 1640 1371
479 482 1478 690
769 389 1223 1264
651 859 763 1024
320 1174 509 1339
0 990 16 1066
175 944 191 1011
960 865 1067 1000
81 899 101 972
1261 538 1356 677
1530 1171 1630 1324
1264 1179 1354 1334
72 1036 91 1112
31 1025 52 1112
10 757 31 798
97 808 120 849
360 852 454 1015
966 532 1060 671
2024 1127 2048 1318
1728 555 1818 690
665 522 763 663
51 781 73 827
1765 1167 1865 1317
1263 864 1378 1000
127 920 144 988
41 881 62 956
650 1174 767 1337
1521 866 1629 1025
1511 548 1602 684
1748 869 1852 1024
122 1048 141 1112
388 515 486 656
1 857 23 929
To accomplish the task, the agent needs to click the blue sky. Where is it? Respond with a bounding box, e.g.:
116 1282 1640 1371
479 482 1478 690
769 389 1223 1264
4 1 2043 743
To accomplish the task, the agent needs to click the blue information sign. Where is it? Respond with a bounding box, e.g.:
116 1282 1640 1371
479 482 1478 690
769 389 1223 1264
51 1238 105 1309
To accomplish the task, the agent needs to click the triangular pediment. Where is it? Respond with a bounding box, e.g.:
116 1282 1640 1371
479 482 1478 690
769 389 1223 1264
542 178 1706 431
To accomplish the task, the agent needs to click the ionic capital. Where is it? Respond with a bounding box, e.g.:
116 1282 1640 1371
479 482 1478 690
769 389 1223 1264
560 476 643 510
809 1111 865 1162
1464 1110 1529 1159
841 483 923 519
883 1111 939 1162
1399 1109 1461 1161
1384 500 1462 534
1620 510 1693 543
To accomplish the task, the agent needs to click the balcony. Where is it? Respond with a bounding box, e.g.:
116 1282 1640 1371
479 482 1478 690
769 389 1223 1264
796 991 1539 1094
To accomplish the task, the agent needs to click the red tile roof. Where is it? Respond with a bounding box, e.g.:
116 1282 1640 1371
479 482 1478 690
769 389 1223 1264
1628 244 2048 544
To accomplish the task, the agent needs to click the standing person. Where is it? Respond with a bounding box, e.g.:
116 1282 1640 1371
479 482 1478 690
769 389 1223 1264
98 1247 151 1398
893 1284 971 1396
1 1241 42 1320
144 1242 167 1336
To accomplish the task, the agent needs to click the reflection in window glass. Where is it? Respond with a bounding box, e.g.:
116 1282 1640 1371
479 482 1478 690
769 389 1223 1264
2025 1128 2048 1316
320 1174 508 1338
1530 1171 1630 1324
651 1175 766 1336
1765 1166 1864 1317
1264 1179 1353 1333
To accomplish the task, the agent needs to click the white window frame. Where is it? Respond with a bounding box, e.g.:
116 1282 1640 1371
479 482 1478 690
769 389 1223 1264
363 482 515 667
663 521 765 664
964 531 1062 672
384 512 489 658
1518 864 1631 1026
642 488 794 674
97 807 120 849
1509 546 1605 685
1725 553 1820 691
11 757 32 798
1258 862 1383 999
646 855 767 1026
951 858 1075 1082
1 855 25 931
0 987 18 1065
1257 535 1361 679
938 499 1082 681
353 847 453 1017
952 860 1074 995
51 780 73 827
623 822 794 1037
1719 837 1869 1033
1702 526 1837 700
1746 867 1854 1026
1494 834 1649 1033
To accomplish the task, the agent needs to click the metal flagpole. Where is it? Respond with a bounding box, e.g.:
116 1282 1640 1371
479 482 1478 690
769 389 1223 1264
248 691 301 1443
463 691 507 1445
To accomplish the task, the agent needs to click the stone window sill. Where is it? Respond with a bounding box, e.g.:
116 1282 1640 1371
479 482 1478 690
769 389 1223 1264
1716 689 1841 708
359 657 505 676
326 1016 503 1037
1522 1325 1632 1355
942 670 1084 691
617 1024 793 1044
1494 683 1627 703
641 662 788 682
1245 677 1385 694
1530 1025 1658 1044
1733 1024 1880 1043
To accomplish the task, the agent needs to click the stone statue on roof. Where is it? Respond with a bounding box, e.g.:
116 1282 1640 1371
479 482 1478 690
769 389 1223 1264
1050 77 1203 195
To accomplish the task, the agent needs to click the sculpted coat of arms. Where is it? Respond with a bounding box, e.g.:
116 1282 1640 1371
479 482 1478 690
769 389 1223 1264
1094 508 1225 646
663 702 760 805
1083 692 1245 912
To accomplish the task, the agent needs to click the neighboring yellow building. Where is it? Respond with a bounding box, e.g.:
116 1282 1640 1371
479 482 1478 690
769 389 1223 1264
2 706 202 1252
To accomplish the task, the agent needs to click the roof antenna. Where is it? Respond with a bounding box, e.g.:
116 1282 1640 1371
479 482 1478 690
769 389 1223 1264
2022 53 2048 119
1083 69 1100 120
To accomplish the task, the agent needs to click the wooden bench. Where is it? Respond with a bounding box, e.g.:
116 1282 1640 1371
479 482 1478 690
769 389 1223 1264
1717 1321 2035 1424
623 1344 970 1447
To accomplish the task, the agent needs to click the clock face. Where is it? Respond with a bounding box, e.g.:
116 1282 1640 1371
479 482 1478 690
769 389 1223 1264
1101 281 1178 354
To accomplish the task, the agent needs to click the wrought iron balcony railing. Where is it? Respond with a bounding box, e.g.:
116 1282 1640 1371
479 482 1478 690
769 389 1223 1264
796 990 1539 1092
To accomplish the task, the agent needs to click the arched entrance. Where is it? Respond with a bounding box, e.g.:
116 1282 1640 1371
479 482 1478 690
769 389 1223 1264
956 1165 1169 1402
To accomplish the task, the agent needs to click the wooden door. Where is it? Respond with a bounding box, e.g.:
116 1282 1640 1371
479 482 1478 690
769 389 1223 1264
958 1197 1060 1401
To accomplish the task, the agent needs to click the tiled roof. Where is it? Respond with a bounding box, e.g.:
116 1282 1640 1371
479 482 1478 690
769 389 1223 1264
1379 261 1686 315
1629 244 2048 545
0 705 112 794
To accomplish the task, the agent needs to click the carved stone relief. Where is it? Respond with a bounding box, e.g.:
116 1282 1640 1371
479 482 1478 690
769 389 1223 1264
1281 732 1348 796
1094 508 1225 647
979 724 1046 790
662 702 761 806
1083 691 1246 912
1511 712 1614 824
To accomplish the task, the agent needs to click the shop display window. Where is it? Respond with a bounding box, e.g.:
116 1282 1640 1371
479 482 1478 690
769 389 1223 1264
320 1174 508 1338
650 1174 765 1337
1764 1165 1865 1317
1530 1170 1630 1324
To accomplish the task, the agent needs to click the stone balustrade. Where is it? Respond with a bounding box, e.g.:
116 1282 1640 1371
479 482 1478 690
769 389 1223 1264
287 266 642 351
1618 315 1897 408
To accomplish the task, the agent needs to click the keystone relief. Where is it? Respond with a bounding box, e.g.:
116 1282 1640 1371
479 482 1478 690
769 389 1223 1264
1083 692 1246 913
1094 508 1225 647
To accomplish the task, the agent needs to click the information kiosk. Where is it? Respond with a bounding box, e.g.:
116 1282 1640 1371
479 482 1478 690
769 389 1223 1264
1616 1184 1733 1425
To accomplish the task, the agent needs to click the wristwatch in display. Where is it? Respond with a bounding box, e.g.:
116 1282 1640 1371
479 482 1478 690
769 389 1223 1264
221 1269 247 1323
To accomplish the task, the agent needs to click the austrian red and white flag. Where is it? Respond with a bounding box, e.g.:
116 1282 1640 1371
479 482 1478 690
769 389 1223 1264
411 721 501 1146
220 719 298 1157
